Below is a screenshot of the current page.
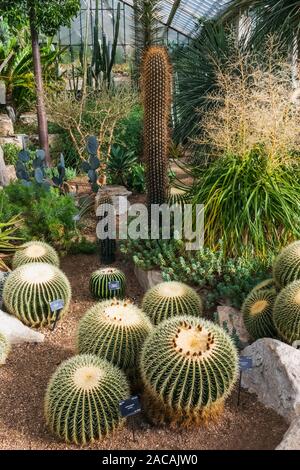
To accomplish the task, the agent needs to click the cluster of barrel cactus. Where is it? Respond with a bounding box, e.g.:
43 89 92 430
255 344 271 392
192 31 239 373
89 267 126 299
3 262 71 327
12 241 59 269
242 240 300 344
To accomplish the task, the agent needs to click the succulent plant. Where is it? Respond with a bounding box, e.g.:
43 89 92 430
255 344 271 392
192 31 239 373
96 192 116 264
140 316 239 426
273 241 300 288
15 146 50 190
242 288 277 340
142 46 172 209
44 354 130 445
77 299 152 373
51 153 66 189
273 280 300 344
0 332 10 365
81 136 101 193
253 278 277 292
12 241 59 269
142 281 203 325
3 262 71 327
89 267 125 300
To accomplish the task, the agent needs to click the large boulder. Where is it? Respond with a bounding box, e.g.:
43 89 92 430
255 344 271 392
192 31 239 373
241 338 300 422
276 417 300 450
0 114 14 136
217 305 250 348
134 265 163 292
0 309 44 344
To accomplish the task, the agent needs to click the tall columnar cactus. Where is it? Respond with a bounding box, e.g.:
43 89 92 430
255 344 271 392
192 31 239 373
241 288 277 340
142 46 172 209
140 316 239 426
142 281 203 325
44 354 130 445
0 332 10 365
273 241 300 288
77 299 152 372
12 241 59 269
273 280 300 344
3 263 71 327
89 267 126 300
96 193 116 264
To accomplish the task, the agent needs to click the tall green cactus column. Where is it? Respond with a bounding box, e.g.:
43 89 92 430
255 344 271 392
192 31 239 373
142 46 172 213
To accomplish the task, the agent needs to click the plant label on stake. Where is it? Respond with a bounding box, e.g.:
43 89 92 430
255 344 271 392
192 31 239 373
108 280 121 291
49 299 65 331
119 395 141 442
237 356 253 406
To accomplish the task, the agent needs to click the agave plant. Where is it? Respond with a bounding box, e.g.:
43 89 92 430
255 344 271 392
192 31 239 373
0 215 22 271
106 145 137 186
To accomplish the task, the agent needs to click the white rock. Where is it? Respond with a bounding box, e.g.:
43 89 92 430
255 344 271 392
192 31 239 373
276 417 300 450
241 338 300 422
134 265 163 292
217 305 250 347
0 145 9 186
0 135 23 148
19 112 37 126
0 309 44 344
0 114 14 136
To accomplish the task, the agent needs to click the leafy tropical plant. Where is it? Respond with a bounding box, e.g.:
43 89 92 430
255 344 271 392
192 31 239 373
126 163 145 193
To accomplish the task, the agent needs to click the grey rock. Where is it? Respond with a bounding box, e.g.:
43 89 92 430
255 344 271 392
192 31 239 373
0 145 8 186
217 305 250 347
0 114 14 136
19 112 37 126
134 266 163 292
276 417 300 450
241 338 300 422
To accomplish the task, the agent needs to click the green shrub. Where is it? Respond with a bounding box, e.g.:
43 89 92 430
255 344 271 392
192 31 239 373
114 105 143 158
0 182 78 251
2 143 19 166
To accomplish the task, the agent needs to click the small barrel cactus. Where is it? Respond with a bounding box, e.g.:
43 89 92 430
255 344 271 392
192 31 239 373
12 241 59 269
273 241 300 288
273 280 300 344
253 278 277 292
242 288 277 340
0 332 10 365
77 299 152 372
44 354 130 445
140 316 239 426
89 267 126 300
3 262 71 327
142 281 203 325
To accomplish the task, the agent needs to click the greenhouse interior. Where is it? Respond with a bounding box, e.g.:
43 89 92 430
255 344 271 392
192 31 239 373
0 0 299 454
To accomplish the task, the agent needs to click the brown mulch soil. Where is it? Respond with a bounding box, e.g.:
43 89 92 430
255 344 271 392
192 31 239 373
0 252 288 450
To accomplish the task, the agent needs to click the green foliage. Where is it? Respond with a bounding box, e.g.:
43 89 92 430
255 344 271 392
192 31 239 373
12 241 59 269
0 1 80 36
44 354 129 445
0 332 10 365
77 300 152 371
120 239 272 309
106 145 137 185
114 105 143 158
142 281 203 325
0 213 22 271
126 163 145 193
140 316 239 426
273 280 300 344
242 288 277 340
189 150 300 258
3 262 71 327
2 143 19 166
273 241 300 288
68 238 97 255
45 166 77 182
0 182 78 251
89 267 126 300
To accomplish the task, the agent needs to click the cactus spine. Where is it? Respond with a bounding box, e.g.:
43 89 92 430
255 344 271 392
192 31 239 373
142 281 203 325
77 299 152 372
12 241 59 269
3 263 71 327
89 267 126 300
273 280 300 344
142 46 172 209
0 332 10 365
273 241 300 288
140 316 239 426
242 288 277 340
45 354 130 445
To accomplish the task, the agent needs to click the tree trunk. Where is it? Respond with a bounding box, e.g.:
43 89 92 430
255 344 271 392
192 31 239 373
29 7 51 165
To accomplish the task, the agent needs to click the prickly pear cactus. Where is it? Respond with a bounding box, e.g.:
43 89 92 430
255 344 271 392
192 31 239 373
3 262 71 327
44 354 130 445
242 288 277 340
89 267 125 300
142 281 203 325
140 316 239 426
12 241 59 269
77 299 152 372
273 279 300 344
273 241 300 288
